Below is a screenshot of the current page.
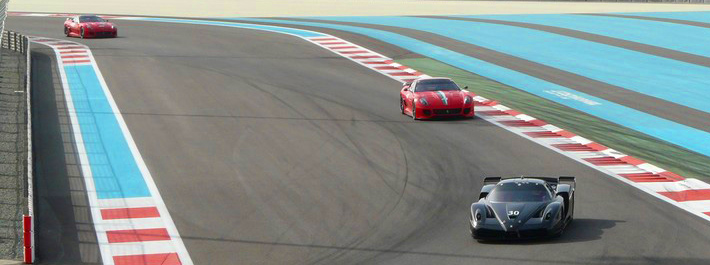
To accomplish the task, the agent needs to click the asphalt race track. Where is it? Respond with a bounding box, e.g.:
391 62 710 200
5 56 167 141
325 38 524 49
9 16 710 265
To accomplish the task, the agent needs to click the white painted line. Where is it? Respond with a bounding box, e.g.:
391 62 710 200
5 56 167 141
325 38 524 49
640 179 710 193
492 105 511 111
473 106 498 112
637 163 666 174
602 165 648 174
541 124 563 132
97 197 157 209
679 200 710 213
515 114 536 122
569 136 593 145
600 148 626 159
109 240 177 256
99 217 167 231
566 151 607 159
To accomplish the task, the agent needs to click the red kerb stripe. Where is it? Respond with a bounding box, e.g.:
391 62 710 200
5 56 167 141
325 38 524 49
499 120 537 127
620 173 676 183
106 228 170 243
476 110 509 116
329 46 357 50
389 72 417 77
63 60 92 64
659 189 710 202
101 207 160 220
374 66 401 70
585 143 609 152
60 50 87 54
61 55 89 59
524 131 562 138
584 157 628 166
114 253 181 265
57 46 85 50
339 50 369 54
350 55 382 59
319 41 347 45
310 37 337 41
553 144 596 152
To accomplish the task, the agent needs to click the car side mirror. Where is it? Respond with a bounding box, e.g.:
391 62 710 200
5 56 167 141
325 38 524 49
402 87 409 91
464 86 469 89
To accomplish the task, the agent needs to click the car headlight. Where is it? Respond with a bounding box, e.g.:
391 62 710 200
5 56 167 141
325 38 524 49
472 209 482 226
464 96 473 105
418 98 429 106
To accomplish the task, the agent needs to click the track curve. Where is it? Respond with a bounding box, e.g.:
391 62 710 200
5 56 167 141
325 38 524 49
11 16 710 265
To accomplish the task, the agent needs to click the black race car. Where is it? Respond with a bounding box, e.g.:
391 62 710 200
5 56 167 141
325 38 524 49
469 176 575 241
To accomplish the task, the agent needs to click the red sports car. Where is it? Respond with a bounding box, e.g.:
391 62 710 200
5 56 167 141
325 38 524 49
64 15 117 38
400 77 475 120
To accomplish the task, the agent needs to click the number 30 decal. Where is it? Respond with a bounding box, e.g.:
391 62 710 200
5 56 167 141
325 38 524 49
508 210 520 215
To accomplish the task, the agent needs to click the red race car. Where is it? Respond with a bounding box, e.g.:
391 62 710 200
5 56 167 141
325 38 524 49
64 15 117 38
400 77 475 120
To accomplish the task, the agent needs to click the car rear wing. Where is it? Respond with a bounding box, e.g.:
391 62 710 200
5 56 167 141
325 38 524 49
558 176 576 183
483 177 501 185
558 176 576 190
497 176 575 185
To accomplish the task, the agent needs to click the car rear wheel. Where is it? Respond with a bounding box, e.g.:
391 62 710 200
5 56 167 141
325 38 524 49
64 27 69 36
80 28 85 39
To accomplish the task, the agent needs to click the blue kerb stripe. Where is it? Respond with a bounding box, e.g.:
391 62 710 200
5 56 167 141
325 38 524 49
621 11 710 24
456 14 710 59
64 65 150 199
223 17 710 157
135 17 325 37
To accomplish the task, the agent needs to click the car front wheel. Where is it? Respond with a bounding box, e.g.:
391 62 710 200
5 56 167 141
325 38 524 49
80 28 85 38
411 103 418 120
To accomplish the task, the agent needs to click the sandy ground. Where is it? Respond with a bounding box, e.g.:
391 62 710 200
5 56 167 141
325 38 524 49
10 0 710 17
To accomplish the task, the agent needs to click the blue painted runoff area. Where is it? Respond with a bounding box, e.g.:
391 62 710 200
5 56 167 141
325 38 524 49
132 17 325 38
621 11 710 24
455 14 710 59
219 17 710 157
303 16 710 116
64 65 151 199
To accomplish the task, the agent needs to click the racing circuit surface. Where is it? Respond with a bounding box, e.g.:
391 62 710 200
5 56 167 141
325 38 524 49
9 15 710 265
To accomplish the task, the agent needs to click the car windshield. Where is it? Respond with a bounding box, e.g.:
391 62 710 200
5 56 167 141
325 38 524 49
79 16 106 23
487 182 551 202
414 79 460 92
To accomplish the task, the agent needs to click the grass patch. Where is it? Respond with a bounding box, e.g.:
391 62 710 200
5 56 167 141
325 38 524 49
399 57 710 181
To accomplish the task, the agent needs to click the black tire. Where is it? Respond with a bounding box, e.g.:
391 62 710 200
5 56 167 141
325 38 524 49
64 27 69 36
80 28 85 39
400 98 405 114
569 194 575 223
411 103 418 120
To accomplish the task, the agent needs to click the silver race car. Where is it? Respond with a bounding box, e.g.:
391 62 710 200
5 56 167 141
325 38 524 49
470 176 575 241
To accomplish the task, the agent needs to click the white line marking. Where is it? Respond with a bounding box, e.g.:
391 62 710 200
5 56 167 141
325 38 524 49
109 241 177 256
640 179 710 193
